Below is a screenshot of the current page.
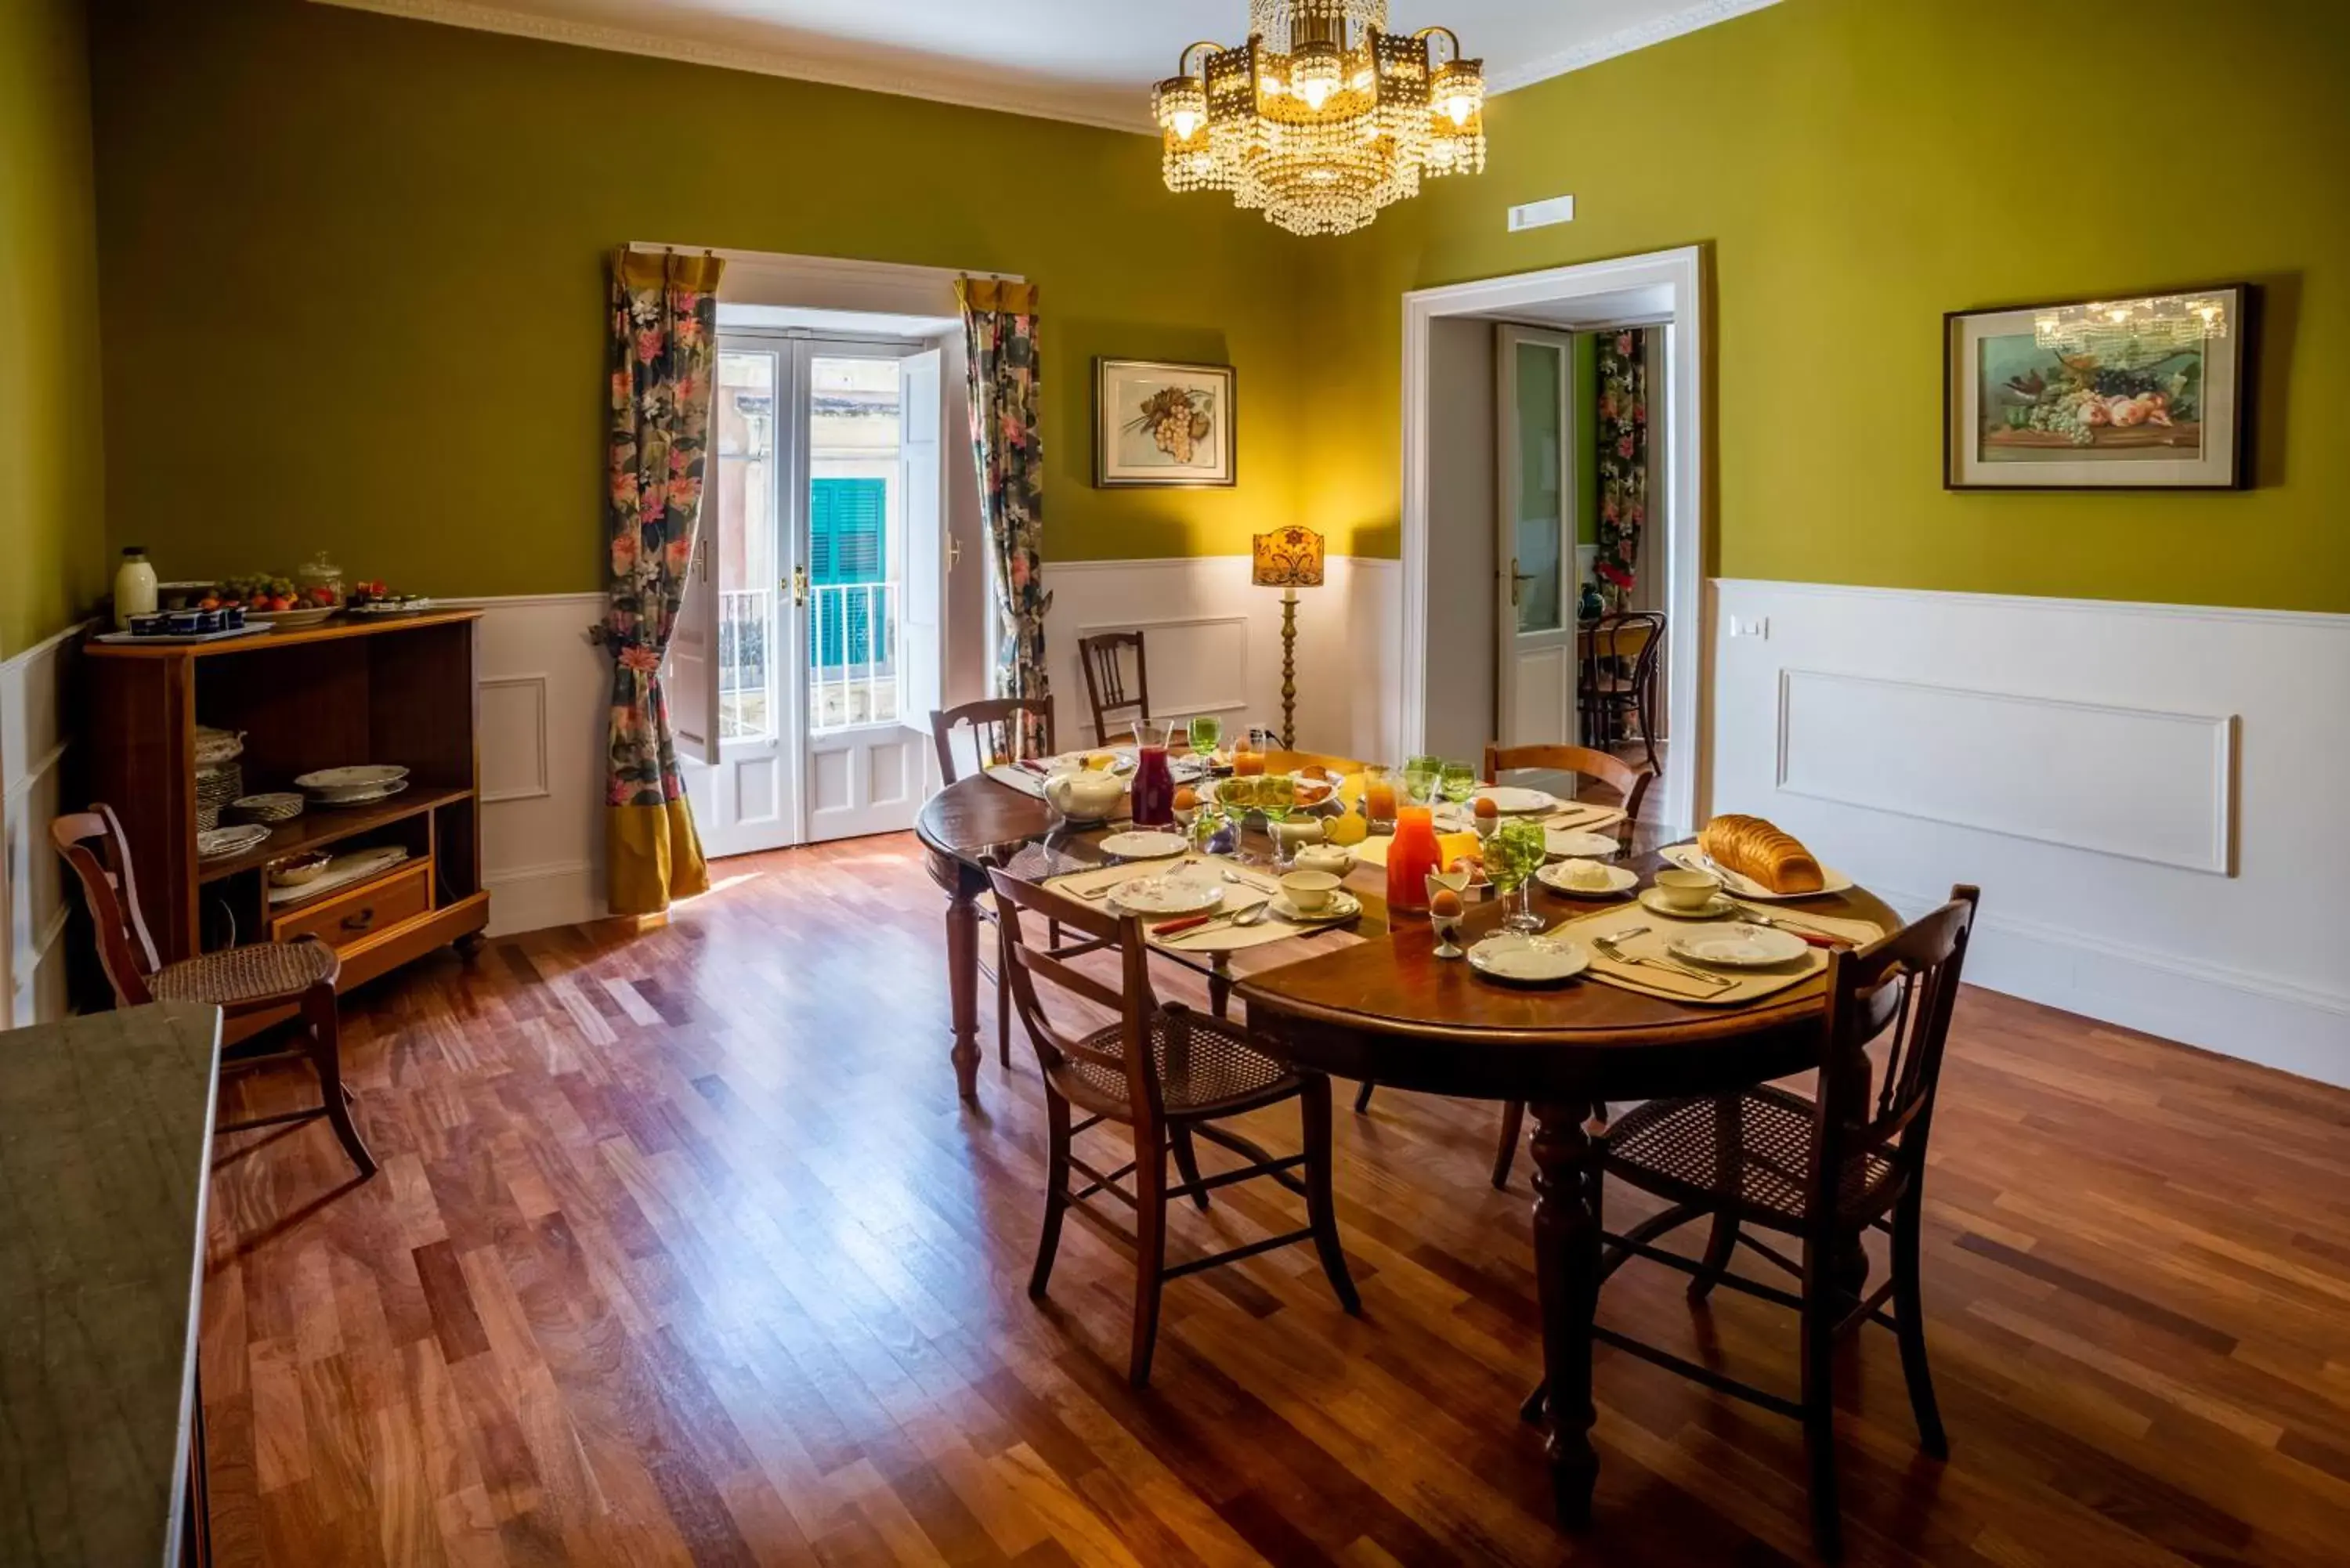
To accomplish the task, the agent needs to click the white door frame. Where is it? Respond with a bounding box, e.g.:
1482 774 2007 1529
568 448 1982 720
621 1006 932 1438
1399 245 1706 830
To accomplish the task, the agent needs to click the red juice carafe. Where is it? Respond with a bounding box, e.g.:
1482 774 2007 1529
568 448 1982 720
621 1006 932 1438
1385 805 1441 915
1130 721 1177 826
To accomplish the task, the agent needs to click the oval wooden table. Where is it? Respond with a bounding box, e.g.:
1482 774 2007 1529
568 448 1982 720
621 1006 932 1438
916 756 1898 1529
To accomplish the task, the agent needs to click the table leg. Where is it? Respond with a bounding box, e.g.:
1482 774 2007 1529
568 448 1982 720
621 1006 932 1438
945 886 982 1103
1529 1099 1602 1526
1209 956 1232 1021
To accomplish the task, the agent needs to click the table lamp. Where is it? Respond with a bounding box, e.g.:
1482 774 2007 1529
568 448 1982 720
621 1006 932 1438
1252 525 1325 750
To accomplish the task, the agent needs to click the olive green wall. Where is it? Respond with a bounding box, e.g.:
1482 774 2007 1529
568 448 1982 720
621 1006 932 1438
1 0 107 658
1306 0 2350 611
88 0 1308 597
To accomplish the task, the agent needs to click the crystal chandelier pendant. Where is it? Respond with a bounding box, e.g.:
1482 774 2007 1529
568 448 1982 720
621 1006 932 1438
1152 0 1484 237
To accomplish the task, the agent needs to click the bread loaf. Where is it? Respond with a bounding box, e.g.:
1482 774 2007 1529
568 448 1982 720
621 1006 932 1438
1697 814 1824 894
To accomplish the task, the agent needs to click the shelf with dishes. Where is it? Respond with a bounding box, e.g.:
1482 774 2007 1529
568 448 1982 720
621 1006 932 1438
195 783 472 883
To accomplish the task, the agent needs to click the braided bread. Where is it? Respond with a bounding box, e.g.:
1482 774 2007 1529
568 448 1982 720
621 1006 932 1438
1697 814 1824 895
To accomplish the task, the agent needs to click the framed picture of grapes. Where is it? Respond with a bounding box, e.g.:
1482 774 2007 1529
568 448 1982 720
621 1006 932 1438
1945 284 2249 489
1094 358 1236 487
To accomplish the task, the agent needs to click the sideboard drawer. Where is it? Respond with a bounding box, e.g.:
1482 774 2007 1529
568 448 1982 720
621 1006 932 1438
269 862 432 952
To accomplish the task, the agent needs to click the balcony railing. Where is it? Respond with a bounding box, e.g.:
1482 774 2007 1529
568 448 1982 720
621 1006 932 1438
808 580 898 731
718 587 770 739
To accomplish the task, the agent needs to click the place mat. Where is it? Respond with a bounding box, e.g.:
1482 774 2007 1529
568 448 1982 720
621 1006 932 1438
1542 801 1629 833
1350 828 1482 871
1039 858 1339 954
983 763 1054 799
1550 905 1829 1006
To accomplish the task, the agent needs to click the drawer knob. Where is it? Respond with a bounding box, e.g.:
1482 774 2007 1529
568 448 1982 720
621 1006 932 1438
342 907 376 932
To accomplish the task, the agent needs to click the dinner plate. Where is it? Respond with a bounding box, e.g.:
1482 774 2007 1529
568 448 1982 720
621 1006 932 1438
1468 932 1590 986
1046 750 1134 775
297 764 411 793
316 779 410 808
1638 886 1741 920
1536 860 1639 898
1473 785 1558 815
1658 841 1854 900
197 823 270 861
1098 830 1188 860
1545 829 1622 859
1666 922 1811 969
1108 873 1224 917
1270 890 1362 925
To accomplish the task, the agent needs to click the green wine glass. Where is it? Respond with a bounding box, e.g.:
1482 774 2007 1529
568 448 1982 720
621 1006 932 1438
1439 761 1477 808
1403 753 1441 806
1488 819 1549 934
1188 713 1223 760
1257 774 1300 869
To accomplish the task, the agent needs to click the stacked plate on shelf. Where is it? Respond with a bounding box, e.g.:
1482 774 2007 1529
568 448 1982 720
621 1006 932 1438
295 764 410 808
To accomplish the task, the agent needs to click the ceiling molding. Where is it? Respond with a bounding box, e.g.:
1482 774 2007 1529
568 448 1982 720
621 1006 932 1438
1483 0 1785 96
306 0 1154 132
311 0 1785 135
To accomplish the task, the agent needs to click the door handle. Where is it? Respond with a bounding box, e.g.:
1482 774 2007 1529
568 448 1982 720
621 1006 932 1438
789 565 808 607
1509 556 1535 608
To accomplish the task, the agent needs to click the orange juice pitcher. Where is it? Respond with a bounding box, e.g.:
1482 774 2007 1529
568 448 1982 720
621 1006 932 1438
1385 806 1442 916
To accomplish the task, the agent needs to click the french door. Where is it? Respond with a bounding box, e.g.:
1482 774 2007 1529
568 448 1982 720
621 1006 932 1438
1495 325 1579 750
678 331 943 858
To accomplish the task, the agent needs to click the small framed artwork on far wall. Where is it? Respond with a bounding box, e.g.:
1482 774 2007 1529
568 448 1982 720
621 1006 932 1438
1094 358 1236 488
1945 284 2251 490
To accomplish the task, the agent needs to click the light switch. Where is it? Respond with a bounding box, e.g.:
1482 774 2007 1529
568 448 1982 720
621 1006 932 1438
1728 616 1771 639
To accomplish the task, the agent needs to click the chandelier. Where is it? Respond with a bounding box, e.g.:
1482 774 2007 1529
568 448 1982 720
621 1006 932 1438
1152 1 1485 237
2034 292 2232 360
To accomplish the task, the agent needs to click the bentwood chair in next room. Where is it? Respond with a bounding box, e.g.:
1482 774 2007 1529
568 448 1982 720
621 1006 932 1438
52 804 377 1181
1356 744 1657 1188
1587 885 1979 1559
989 867 1360 1386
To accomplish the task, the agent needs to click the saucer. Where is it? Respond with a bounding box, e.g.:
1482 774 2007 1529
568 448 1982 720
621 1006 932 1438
1638 886 1741 920
1271 889 1363 924
1099 830 1188 860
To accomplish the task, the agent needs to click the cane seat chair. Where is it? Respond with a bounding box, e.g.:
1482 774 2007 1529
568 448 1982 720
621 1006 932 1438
1579 611 1667 771
989 867 1360 1385
929 698 1061 1067
1584 884 1979 1560
1355 744 1657 1188
52 804 377 1180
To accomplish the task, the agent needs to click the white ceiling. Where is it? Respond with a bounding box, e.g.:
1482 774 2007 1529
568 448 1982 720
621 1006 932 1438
317 0 1781 131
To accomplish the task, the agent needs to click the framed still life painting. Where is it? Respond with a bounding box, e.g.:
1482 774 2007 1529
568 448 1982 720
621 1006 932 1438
1945 284 2250 490
1094 358 1235 487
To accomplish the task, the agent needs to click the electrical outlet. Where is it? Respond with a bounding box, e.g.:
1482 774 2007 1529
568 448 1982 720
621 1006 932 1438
1507 194 1575 232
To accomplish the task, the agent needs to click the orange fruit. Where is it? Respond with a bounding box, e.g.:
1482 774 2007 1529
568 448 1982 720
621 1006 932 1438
1173 786 1200 811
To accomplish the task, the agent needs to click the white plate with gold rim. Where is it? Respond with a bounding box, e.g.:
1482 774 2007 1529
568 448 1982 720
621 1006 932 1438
1657 841 1854 901
1098 830 1188 860
1537 860 1638 898
1108 873 1224 917
1270 889 1362 925
1473 785 1559 815
1545 829 1622 859
1468 932 1590 986
1638 886 1741 921
1665 922 1811 969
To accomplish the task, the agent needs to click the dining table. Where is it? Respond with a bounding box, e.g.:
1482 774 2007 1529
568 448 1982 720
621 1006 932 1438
912 746 1899 1528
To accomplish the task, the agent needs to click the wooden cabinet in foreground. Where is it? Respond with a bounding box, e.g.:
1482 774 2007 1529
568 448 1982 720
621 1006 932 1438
85 611 491 1042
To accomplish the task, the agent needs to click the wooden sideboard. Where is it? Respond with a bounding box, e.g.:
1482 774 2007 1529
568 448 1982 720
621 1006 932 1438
0 1003 222 1566
84 612 490 1041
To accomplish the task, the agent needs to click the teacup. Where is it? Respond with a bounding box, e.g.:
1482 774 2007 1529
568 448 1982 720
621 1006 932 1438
1652 867 1722 912
1280 869 1343 913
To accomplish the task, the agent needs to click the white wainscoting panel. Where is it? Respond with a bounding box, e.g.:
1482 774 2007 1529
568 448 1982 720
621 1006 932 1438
1776 669 2236 874
1712 579 2350 1086
1043 556 1401 762
446 594 612 936
1 623 85 1027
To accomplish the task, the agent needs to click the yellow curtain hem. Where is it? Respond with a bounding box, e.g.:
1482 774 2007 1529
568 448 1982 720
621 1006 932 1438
606 797 710 916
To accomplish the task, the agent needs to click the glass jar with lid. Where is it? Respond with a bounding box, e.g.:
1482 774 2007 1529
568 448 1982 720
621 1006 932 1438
294 551 345 608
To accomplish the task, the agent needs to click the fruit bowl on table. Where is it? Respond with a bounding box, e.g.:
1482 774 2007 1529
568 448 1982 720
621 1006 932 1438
214 573 342 627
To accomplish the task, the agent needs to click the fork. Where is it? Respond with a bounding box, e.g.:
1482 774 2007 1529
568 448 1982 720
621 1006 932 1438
1593 930 1735 991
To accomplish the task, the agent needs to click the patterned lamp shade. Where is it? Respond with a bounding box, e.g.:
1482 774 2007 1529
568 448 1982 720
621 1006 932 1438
1251 526 1326 589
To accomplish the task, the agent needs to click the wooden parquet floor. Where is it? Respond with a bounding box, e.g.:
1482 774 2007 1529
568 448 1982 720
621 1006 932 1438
198 834 2350 1566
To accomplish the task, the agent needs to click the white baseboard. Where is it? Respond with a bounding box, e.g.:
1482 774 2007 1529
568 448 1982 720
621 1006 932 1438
1713 577 2350 1087
483 860 603 937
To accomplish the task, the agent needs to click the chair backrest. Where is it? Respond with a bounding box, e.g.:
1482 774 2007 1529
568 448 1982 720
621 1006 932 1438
931 697 1056 783
1809 884 1979 1230
1582 611 1667 688
986 867 1172 1125
1484 743 1656 822
50 804 161 1006
1076 631 1150 747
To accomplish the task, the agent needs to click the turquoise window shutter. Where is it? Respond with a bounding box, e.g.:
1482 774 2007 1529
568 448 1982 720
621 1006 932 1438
808 478 889 671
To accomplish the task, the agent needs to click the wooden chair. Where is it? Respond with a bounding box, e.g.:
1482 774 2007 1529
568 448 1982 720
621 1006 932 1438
930 696 1055 782
1355 744 1658 1188
1076 630 1150 748
1579 611 1667 771
1585 885 1979 1559
52 804 376 1180
990 868 1360 1385
931 698 1062 1068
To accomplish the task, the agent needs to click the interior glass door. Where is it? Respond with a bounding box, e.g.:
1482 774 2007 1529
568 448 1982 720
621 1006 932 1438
1495 325 1578 750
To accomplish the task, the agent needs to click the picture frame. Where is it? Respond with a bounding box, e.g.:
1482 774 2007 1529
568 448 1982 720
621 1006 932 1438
1094 357 1236 488
1944 284 2251 490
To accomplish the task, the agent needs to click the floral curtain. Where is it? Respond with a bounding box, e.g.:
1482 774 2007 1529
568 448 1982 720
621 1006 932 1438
1595 327 1649 609
955 278 1050 757
602 247 724 916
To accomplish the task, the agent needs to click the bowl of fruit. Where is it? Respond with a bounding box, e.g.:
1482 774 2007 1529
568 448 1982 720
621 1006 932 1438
346 580 433 617
214 573 340 627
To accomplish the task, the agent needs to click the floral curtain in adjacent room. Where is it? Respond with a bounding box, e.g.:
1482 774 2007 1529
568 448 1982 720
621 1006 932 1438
955 278 1051 757
1595 328 1649 609
602 247 724 916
